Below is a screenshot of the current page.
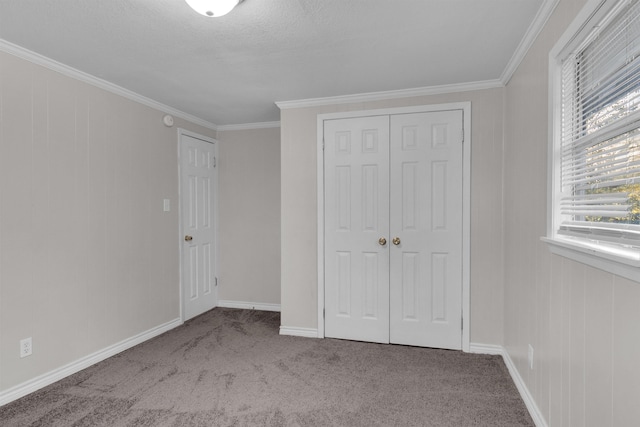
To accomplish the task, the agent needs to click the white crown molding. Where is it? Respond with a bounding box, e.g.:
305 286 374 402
500 0 561 85
1 0 559 131
217 121 281 131
275 79 504 110
0 317 182 407
217 300 281 312
0 38 218 131
275 0 559 111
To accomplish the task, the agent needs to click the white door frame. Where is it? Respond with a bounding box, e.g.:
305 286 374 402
316 102 471 352
178 128 219 322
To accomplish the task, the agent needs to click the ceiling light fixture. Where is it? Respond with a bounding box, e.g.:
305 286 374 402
185 0 242 17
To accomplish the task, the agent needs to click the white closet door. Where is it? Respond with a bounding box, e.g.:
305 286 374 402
323 110 463 350
324 116 390 343
389 111 463 350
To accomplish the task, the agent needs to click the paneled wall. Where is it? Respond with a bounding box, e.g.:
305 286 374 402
503 0 640 424
0 49 215 393
280 88 505 345
217 127 281 306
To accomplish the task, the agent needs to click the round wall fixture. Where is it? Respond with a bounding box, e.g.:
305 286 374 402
163 114 174 127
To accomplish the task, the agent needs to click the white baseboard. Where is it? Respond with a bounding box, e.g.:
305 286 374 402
501 347 548 427
279 326 319 338
469 342 504 355
0 318 182 407
470 343 547 427
217 300 281 312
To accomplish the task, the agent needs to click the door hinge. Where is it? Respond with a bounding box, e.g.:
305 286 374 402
215 277 218 287
461 317 463 330
323 308 325 318
461 128 464 144
322 139 325 151
213 156 217 167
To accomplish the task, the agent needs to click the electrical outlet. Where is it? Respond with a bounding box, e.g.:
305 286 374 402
20 337 32 358
528 344 534 370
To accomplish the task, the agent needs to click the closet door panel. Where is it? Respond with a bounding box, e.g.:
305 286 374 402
389 111 463 350
324 116 390 343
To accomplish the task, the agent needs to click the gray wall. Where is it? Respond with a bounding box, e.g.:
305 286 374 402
0 49 215 392
280 88 506 345
503 0 640 424
217 127 281 306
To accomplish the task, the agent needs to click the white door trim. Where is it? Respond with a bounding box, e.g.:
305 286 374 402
316 102 471 351
178 128 219 322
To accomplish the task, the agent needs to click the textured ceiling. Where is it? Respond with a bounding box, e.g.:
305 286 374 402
0 0 544 126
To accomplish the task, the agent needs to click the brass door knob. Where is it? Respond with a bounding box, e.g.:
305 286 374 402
185 235 193 242
392 237 401 245
378 237 387 246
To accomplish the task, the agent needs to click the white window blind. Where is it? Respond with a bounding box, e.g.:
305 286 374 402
559 0 640 248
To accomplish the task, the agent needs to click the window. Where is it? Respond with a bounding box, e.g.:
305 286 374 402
549 0 640 271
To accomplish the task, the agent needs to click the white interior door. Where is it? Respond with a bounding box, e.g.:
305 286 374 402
324 116 390 343
180 132 218 321
324 110 463 349
389 111 463 350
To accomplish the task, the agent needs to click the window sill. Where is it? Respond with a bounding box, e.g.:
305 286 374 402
541 236 640 282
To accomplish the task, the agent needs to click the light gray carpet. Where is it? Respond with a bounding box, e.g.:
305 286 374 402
0 308 534 426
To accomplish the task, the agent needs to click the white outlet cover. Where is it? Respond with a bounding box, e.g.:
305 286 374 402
163 199 170 212
20 337 32 358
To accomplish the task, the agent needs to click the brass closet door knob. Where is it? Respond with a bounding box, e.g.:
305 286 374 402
392 237 401 245
378 237 387 246
185 235 193 241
